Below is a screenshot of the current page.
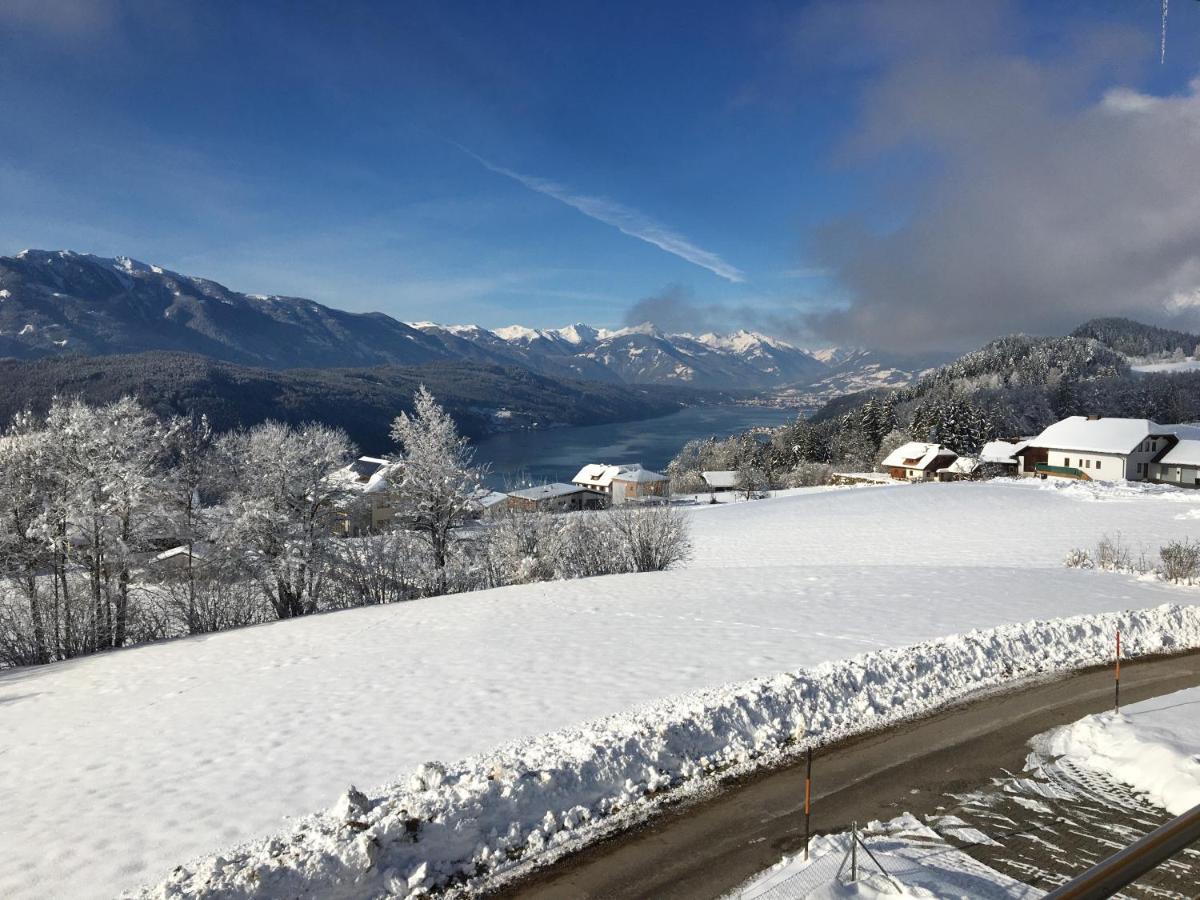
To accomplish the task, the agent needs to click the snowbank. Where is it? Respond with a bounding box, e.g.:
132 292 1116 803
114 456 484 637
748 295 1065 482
133 604 1200 899
732 814 1039 899
1039 685 1200 816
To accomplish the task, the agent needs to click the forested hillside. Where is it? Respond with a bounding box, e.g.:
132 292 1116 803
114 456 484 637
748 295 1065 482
667 332 1200 488
0 352 712 452
1072 317 1200 360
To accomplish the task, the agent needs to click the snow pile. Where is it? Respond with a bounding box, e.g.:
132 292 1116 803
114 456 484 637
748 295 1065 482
1040 685 1200 816
133 604 1199 899
733 814 1038 899
1033 477 1195 502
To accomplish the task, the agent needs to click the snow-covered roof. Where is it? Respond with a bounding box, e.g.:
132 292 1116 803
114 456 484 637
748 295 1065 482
153 543 212 563
881 442 956 470
1025 416 1172 455
701 470 739 488
613 467 669 483
979 440 1024 464
1158 440 1200 467
475 490 509 508
508 483 588 502
938 457 978 476
571 462 642 488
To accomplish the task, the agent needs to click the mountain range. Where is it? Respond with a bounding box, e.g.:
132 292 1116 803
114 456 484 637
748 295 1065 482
0 250 942 394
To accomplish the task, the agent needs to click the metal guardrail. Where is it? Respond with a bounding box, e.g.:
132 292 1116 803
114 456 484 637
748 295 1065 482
1043 802 1200 899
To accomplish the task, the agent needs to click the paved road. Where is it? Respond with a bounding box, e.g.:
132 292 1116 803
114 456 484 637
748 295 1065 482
492 652 1200 900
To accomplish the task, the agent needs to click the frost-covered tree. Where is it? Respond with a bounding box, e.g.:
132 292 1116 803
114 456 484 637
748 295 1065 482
390 387 484 594
220 421 355 619
0 413 54 664
157 413 223 634
610 506 692 572
45 397 167 650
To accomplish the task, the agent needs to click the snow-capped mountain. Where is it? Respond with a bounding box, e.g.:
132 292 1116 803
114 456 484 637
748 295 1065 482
0 249 935 393
412 321 829 389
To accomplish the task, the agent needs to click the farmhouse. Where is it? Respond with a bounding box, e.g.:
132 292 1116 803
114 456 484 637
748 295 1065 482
571 462 644 498
610 467 670 504
506 483 603 513
1017 416 1177 482
701 470 739 492
1150 439 1200 488
881 442 958 481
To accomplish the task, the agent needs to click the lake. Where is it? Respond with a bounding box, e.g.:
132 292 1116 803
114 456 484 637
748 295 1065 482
472 404 799 488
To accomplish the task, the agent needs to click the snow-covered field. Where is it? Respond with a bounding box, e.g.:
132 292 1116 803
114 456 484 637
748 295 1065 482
2 480 1200 898
1131 357 1200 374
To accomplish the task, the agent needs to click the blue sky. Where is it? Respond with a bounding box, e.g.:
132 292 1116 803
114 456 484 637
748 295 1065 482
3 1 1200 349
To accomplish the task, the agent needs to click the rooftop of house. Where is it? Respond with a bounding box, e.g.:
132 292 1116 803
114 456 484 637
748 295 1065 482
939 456 979 475
979 440 1025 464
881 442 956 470
508 482 587 501
1025 416 1172 455
1157 439 1200 467
701 470 739 488
571 462 643 487
613 467 669 483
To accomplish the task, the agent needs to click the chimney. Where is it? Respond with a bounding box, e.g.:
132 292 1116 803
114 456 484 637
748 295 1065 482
1086 414 1101 421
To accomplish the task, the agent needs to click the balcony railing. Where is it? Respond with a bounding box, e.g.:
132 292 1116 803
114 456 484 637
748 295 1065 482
1034 463 1091 481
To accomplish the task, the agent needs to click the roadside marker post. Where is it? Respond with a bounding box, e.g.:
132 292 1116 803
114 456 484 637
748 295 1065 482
1115 630 1121 713
804 746 812 860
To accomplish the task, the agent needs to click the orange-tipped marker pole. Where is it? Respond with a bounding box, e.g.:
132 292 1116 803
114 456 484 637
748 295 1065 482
1115 630 1121 713
804 747 812 860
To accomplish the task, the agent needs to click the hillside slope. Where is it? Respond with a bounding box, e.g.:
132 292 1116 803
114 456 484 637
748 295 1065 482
0 352 708 450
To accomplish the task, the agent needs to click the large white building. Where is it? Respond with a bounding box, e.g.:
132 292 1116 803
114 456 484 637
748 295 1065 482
1018 416 1181 482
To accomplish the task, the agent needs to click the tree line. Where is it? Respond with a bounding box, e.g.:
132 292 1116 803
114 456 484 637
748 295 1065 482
0 388 690 668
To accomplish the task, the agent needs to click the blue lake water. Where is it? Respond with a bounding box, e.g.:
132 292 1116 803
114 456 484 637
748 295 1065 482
472 404 799 488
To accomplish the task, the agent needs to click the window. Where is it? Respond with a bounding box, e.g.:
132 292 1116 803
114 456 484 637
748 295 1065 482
1064 457 1070 467
1095 460 1101 470
1084 460 1091 469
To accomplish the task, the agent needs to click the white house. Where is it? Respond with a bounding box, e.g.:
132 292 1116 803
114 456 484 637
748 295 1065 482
1149 439 1200 488
881 442 958 481
571 462 644 498
1018 416 1177 482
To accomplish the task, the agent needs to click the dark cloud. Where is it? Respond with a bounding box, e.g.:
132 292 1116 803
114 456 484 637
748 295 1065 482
797 1 1200 351
624 284 721 333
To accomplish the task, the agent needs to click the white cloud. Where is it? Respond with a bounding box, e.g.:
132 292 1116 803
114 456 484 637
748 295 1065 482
459 147 746 284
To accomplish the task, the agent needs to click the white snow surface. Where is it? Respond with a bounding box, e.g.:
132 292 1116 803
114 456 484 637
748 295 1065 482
733 814 1039 899
1040 685 1200 816
1131 357 1200 373
3 481 1200 898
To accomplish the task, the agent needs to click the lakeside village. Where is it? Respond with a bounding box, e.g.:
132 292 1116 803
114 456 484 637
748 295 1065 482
315 412 1200 543
8 397 1200 670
